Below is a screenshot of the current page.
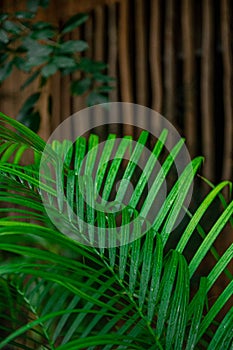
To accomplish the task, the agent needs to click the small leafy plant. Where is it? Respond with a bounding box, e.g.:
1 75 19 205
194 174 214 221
0 0 113 131
0 112 232 349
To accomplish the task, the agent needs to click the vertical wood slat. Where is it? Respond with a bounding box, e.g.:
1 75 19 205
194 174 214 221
108 3 119 135
164 0 175 123
94 6 105 61
51 73 61 133
118 0 133 103
108 3 118 102
93 6 107 138
38 82 51 140
182 0 196 157
135 0 147 106
60 74 72 140
221 0 233 182
60 32 72 126
58 0 120 14
0 0 231 184
134 0 148 139
181 0 197 156
150 0 163 114
118 0 134 136
72 26 86 114
201 0 214 181
85 14 94 59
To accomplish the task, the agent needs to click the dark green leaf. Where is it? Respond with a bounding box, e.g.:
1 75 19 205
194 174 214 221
59 40 88 53
52 56 76 69
86 92 108 106
61 13 88 34
23 37 53 57
20 69 40 90
39 0 50 8
0 29 9 44
18 110 41 132
17 93 41 119
0 61 13 83
25 55 48 68
78 58 107 73
15 45 27 54
0 53 8 64
41 62 57 78
30 28 55 40
71 78 91 95
27 0 39 13
93 73 115 83
3 20 20 34
60 66 78 75
15 11 35 19
48 94 52 115
0 13 8 21
32 21 55 30
13 57 30 72
96 85 114 93
39 75 48 88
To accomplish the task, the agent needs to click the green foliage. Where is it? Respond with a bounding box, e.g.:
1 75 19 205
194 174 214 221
0 2 112 132
0 113 232 349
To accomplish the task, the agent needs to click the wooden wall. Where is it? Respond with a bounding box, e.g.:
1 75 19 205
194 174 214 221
0 0 232 183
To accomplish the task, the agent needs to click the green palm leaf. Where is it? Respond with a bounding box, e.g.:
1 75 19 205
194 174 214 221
0 112 232 349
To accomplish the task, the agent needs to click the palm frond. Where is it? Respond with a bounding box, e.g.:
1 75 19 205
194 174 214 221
0 113 232 349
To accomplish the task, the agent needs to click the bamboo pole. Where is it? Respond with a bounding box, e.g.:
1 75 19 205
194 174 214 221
221 0 232 182
85 14 94 59
135 0 147 106
164 0 175 123
58 0 120 14
118 0 134 136
72 26 86 114
94 6 105 61
118 0 133 103
108 3 119 135
150 0 163 114
201 0 214 181
51 72 61 133
108 3 118 102
38 80 51 140
94 5 108 138
182 0 196 157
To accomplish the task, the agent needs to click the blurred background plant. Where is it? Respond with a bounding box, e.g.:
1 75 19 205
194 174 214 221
0 0 231 184
0 0 113 132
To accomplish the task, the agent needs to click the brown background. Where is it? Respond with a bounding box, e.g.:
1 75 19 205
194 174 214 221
0 0 232 183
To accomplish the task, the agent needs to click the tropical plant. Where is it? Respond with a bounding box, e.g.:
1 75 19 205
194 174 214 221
0 112 232 349
0 0 113 131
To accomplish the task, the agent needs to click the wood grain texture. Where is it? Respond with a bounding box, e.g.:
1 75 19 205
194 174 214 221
182 0 197 157
108 3 118 102
164 0 176 123
135 0 147 105
0 0 231 183
118 0 134 135
201 0 214 181
150 0 163 113
221 0 233 182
